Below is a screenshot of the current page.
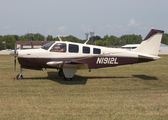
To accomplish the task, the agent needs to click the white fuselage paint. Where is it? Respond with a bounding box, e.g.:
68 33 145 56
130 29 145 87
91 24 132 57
17 41 160 61
17 41 138 59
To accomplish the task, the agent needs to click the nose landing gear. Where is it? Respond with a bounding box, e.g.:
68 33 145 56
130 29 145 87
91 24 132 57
16 67 23 80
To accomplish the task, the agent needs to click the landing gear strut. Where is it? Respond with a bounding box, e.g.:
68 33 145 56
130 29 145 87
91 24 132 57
16 67 23 80
58 69 64 76
59 69 72 81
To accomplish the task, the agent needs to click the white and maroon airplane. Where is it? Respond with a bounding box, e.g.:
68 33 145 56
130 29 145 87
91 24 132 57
11 28 164 80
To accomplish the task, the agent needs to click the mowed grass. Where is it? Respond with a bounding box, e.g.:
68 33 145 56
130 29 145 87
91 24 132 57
0 55 168 120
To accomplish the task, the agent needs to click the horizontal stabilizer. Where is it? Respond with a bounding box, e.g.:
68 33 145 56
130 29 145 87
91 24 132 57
138 54 161 60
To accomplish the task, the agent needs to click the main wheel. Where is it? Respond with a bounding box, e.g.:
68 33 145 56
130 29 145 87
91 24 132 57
64 77 72 81
58 69 64 76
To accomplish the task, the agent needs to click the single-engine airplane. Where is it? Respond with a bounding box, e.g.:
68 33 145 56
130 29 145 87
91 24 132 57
11 28 164 80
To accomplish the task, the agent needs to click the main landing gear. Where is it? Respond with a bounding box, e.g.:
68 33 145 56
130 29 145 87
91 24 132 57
58 68 74 81
58 69 64 77
16 67 23 80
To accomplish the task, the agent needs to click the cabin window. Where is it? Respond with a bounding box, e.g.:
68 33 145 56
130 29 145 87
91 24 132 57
50 43 66 52
93 48 101 54
83 46 90 54
69 44 79 53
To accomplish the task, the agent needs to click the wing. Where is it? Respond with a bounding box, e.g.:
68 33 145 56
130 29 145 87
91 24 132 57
46 53 116 69
46 60 88 69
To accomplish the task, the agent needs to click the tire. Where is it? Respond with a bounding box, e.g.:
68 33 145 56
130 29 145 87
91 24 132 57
16 74 23 80
64 77 72 81
58 69 64 76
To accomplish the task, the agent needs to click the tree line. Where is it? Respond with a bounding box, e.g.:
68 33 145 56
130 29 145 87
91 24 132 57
0 33 168 50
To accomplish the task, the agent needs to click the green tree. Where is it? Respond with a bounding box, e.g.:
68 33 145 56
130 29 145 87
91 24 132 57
92 36 102 44
101 35 119 46
2 35 16 49
94 40 103 46
20 35 28 41
21 33 45 41
0 35 3 50
108 35 118 46
13 35 22 41
103 35 109 41
47 35 53 41
120 34 142 45
103 40 110 46
31 33 45 41
162 33 168 45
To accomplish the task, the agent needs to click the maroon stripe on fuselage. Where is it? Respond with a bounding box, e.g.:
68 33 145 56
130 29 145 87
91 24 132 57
18 56 153 70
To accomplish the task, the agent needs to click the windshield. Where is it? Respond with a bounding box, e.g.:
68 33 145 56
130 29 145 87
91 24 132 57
41 41 55 50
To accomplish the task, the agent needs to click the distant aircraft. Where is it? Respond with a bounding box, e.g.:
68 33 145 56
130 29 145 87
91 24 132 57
10 28 164 80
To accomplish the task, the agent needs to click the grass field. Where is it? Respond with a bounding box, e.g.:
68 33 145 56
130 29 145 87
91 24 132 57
0 55 168 120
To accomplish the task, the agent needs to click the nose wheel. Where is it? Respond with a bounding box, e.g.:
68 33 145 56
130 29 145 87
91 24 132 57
16 67 23 80
16 74 23 79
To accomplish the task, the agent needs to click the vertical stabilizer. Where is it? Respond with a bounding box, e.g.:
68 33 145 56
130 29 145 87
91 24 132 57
132 29 164 56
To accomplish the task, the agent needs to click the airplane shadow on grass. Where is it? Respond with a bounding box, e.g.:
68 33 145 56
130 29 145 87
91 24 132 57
132 75 158 80
22 72 158 85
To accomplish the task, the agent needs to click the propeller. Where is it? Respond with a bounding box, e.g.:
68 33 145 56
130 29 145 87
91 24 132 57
14 44 17 71
10 43 18 71
14 57 16 71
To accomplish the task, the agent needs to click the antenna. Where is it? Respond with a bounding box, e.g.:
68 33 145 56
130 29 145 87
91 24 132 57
84 32 89 44
57 35 62 41
84 39 90 44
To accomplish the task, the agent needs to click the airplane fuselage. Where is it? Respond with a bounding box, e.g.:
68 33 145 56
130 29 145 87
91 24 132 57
17 41 154 70
12 29 164 80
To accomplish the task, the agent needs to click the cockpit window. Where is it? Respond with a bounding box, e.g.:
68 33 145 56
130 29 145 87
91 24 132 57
41 41 55 50
50 43 66 52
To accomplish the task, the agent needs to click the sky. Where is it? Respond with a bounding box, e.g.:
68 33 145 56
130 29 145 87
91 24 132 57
1 0 168 40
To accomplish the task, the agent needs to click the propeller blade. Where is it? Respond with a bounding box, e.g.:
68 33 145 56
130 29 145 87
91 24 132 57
14 44 16 54
14 56 16 71
11 43 17 71
10 45 18 57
